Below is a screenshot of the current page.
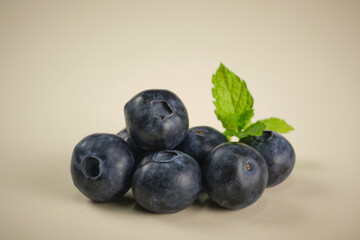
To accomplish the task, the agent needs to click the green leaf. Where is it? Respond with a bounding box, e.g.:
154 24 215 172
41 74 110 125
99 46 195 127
259 117 294 133
237 109 254 131
236 121 266 139
211 63 294 140
223 129 236 141
212 63 254 131
223 129 237 137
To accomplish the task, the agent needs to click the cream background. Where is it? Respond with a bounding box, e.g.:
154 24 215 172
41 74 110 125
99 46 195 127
0 0 359 239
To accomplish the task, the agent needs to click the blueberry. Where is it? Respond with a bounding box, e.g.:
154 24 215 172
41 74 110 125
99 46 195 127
203 142 268 209
176 126 228 166
240 131 295 187
117 128 149 165
132 150 202 213
70 133 135 202
124 89 189 151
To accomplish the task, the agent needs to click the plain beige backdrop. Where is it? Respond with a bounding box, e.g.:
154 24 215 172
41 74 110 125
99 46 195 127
1 0 359 239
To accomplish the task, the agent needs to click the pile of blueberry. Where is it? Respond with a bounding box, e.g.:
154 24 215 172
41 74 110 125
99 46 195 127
71 89 295 213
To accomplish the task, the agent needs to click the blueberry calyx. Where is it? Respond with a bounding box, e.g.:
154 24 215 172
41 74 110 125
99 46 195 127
151 100 173 120
244 160 255 174
153 151 179 162
82 156 102 180
255 131 274 142
194 130 206 136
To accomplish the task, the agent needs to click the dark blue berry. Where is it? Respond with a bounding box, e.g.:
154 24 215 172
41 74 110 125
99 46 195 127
70 133 135 202
124 89 189 151
203 142 268 209
176 126 228 166
132 150 202 213
240 131 295 187
117 128 149 165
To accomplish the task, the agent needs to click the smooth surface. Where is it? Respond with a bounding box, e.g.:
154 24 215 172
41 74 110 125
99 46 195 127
0 0 359 239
